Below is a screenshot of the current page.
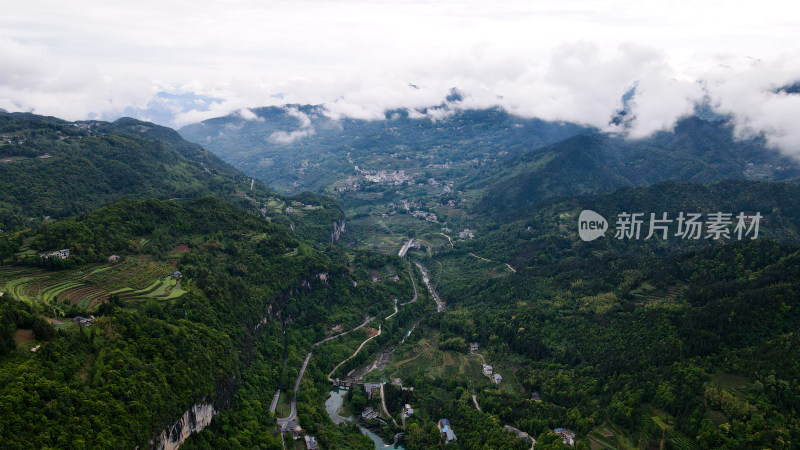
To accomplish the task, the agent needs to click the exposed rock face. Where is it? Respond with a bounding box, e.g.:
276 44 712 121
330 219 346 243
153 402 215 450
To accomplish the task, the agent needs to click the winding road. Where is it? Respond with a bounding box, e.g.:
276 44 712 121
275 315 372 424
276 259 420 430
327 303 398 382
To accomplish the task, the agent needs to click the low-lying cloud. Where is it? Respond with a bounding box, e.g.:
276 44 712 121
268 107 315 144
1 1 799 154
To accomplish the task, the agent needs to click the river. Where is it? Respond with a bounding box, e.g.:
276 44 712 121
325 387 405 450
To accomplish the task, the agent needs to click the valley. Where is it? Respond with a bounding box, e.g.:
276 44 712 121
1 108 799 449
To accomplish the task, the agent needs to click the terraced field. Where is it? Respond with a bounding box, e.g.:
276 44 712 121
0 256 187 314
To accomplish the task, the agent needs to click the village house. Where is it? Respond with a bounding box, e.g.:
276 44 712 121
532 392 542 402
440 418 457 444
172 270 183 279
404 404 414 416
470 342 479 352
361 407 379 420
555 428 576 446
482 364 493 376
72 315 94 326
493 373 503 385
304 436 318 450
108 255 120 263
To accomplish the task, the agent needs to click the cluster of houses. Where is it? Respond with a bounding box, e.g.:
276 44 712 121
285 201 316 213
362 169 412 185
72 315 94 326
458 229 475 239
410 210 438 222
482 364 502 384
41 249 70 260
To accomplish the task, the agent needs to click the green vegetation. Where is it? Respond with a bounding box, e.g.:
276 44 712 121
4 105 800 449
0 197 368 448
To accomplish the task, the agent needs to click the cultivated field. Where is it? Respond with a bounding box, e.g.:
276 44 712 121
0 256 187 314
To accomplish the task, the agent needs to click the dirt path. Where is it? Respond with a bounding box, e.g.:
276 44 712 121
472 394 482 412
469 252 517 273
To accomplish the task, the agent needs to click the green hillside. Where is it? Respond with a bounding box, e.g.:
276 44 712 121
0 197 418 449
399 180 800 448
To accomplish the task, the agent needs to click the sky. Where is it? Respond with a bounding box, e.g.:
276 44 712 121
2 0 800 151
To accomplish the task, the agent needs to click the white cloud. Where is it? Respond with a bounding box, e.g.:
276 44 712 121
703 55 800 153
268 128 315 144
236 108 264 121
0 1 799 153
268 106 315 143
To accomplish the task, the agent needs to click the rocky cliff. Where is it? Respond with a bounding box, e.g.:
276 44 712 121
152 402 216 450
330 219 346 243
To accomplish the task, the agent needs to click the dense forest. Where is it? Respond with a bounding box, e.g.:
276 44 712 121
413 180 800 448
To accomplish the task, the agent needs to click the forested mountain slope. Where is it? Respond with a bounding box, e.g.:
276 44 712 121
475 117 800 216
409 180 800 448
0 112 344 245
0 197 403 448
0 113 263 230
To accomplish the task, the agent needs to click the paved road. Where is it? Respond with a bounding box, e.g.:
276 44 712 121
277 282 407 428
276 316 371 424
269 389 281 413
440 233 453 247
398 238 415 257
327 309 394 382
